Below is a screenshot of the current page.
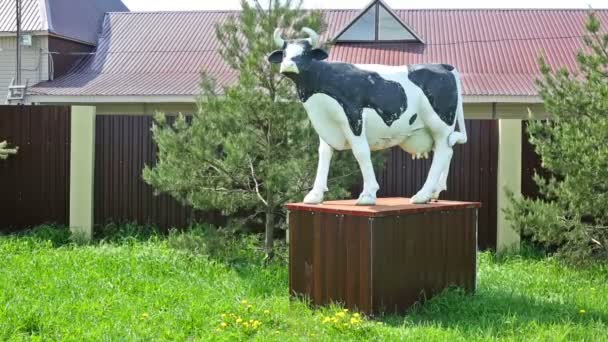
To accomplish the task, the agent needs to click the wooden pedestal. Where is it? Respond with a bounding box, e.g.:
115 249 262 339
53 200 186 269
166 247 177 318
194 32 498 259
285 197 480 315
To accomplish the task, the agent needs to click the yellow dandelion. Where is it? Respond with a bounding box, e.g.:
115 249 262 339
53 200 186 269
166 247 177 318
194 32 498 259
140 313 149 320
220 322 228 328
343 308 349 312
263 309 271 314
221 313 227 319
236 318 243 323
353 313 361 318
331 317 338 323
241 299 248 304
322 317 331 324
247 304 253 309
243 322 250 328
579 309 586 314
336 312 345 318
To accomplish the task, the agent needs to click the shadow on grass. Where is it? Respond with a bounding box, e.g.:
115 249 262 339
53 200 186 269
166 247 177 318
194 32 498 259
1 222 164 246
379 287 608 333
4 224 73 247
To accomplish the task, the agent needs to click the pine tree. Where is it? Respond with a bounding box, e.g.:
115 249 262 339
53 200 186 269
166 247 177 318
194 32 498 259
143 0 366 259
507 13 608 262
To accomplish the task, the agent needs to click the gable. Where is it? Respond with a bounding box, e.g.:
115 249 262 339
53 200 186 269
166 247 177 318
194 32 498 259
334 0 422 43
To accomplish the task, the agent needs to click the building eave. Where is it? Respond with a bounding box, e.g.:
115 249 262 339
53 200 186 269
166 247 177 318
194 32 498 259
26 94 542 105
27 94 198 104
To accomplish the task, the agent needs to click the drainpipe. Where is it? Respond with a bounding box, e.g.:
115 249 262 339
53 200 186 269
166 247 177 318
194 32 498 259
16 0 22 85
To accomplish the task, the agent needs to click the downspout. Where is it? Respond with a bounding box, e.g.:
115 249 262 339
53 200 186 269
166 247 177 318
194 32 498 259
16 0 22 85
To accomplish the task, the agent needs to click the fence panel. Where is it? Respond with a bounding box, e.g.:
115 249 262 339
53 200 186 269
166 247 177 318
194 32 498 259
94 115 224 231
376 120 499 250
0 105 71 232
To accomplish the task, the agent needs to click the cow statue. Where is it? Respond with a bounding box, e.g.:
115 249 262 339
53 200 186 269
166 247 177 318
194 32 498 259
268 27 467 205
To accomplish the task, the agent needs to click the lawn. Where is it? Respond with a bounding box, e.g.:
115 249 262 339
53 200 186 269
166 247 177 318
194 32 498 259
0 226 607 341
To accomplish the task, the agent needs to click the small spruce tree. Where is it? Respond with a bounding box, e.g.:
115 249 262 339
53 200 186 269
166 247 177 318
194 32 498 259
0 141 18 160
143 0 366 259
506 13 608 262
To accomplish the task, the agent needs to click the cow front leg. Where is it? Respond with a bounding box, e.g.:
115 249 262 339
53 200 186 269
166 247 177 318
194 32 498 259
304 138 333 204
412 136 453 204
350 136 379 205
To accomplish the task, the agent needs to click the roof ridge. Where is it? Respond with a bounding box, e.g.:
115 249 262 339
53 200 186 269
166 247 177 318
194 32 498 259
106 9 240 14
106 8 608 15
324 7 606 11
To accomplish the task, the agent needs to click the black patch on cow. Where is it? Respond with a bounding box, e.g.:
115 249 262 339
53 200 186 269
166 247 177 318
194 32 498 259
407 64 458 126
286 61 408 136
440 64 454 71
409 113 417 125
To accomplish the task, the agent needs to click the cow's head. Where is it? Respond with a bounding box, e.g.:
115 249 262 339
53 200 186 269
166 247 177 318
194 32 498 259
267 27 328 74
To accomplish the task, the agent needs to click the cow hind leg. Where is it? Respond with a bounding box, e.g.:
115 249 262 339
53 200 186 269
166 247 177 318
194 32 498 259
432 170 448 200
412 134 453 204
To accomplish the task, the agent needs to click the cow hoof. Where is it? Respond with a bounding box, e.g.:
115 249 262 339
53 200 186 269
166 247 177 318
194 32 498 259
410 191 432 204
303 191 324 204
356 193 376 206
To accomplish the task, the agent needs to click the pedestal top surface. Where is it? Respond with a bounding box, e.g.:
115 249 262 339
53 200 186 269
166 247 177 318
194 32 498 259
285 197 481 217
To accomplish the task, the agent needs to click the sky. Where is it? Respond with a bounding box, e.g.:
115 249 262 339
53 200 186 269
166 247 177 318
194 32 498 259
122 0 607 11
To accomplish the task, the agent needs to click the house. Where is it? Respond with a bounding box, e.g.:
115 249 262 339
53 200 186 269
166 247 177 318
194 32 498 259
0 0 128 101
4 0 608 250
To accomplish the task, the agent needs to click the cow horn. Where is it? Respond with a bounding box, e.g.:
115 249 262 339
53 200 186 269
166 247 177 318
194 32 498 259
273 28 285 48
301 27 319 47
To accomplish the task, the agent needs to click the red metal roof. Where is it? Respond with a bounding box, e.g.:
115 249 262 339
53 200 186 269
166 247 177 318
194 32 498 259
30 8 608 98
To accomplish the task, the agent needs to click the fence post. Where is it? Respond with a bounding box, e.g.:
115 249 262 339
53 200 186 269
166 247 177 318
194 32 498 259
69 106 96 241
496 119 522 252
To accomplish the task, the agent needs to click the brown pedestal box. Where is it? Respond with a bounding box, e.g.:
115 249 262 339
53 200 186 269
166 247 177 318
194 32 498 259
285 197 480 315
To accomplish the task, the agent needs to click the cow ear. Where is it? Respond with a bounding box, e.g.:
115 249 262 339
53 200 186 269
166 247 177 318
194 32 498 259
310 48 328 61
267 50 284 64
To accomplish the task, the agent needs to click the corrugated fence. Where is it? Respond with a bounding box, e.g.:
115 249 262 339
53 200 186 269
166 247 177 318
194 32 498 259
1 109 511 250
377 120 498 250
0 105 71 233
94 115 499 248
94 115 204 230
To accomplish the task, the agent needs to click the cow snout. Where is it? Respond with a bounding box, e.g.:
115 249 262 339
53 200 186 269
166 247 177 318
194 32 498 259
280 61 299 74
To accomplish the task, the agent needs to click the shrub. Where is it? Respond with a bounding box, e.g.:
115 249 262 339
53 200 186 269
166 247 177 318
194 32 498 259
506 13 608 263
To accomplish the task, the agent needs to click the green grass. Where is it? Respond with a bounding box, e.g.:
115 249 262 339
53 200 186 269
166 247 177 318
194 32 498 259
0 226 607 341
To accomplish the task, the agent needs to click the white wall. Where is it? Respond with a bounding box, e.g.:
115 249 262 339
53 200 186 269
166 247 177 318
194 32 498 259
0 35 49 101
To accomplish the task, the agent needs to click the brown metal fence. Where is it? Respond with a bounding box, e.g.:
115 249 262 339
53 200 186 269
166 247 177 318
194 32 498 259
0 105 71 233
94 115 210 231
376 120 499 250
521 121 547 199
94 116 499 246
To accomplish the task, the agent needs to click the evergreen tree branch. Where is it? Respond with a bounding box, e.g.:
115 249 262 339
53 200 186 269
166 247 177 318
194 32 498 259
249 157 268 206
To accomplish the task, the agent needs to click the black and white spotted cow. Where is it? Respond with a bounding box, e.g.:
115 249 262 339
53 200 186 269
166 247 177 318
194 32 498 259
268 27 467 205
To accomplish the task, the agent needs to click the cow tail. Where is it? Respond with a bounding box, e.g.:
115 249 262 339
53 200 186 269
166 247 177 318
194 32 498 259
449 69 467 146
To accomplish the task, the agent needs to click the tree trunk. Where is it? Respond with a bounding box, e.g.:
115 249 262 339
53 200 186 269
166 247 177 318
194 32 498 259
264 207 275 261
